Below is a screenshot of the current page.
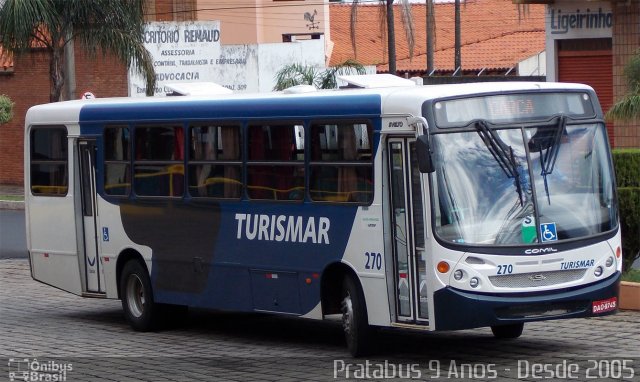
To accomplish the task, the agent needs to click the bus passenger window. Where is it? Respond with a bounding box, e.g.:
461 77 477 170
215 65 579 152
104 126 131 196
188 124 242 199
247 123 304 201
30 127 68 196
309 122 373 203
133 125 184 197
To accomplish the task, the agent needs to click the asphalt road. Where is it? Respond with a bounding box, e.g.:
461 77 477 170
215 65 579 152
0 209 27 259
0 259 639 381
1 207 639 380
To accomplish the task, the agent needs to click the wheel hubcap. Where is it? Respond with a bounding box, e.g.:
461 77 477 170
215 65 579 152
126 274 145 318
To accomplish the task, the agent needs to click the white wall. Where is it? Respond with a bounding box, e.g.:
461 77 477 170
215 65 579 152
518 51 546 77
129 21 326 96
257 38 326 92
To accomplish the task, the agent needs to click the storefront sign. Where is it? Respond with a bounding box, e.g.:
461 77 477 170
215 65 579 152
547 3 612 39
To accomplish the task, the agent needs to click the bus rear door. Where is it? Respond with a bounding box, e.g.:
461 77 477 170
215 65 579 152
78 140 105 294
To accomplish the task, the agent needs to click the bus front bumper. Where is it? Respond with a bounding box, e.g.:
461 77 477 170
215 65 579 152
433 272 620 331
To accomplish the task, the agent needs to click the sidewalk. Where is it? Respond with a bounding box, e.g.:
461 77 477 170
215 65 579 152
0 184 24 210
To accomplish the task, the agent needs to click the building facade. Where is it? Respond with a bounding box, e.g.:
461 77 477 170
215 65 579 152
0 0 332 186
519 0 639 148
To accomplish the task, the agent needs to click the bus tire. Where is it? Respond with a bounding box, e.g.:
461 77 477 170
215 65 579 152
341 275 372 357
491 323 524 339
120 260 159 332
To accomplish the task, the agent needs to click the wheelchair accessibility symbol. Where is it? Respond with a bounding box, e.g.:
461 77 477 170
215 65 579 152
540 223 558 242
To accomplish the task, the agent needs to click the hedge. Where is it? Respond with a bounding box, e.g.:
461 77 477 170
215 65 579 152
0 94 13 124
613 149 640 188
613 148 640 273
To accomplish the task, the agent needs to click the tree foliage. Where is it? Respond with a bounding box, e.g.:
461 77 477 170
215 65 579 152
273 60 366 91
606 51 640 121
612 148 640 273
0 94 13 124
0 0 155 102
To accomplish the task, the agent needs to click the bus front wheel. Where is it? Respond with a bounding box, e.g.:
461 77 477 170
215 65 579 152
120 260 159 331
341 276 371 357
491 323 524 339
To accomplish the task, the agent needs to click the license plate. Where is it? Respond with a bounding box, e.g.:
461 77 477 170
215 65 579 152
592 297 617 314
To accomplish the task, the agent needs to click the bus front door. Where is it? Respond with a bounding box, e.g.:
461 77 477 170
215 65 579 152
78 140 105 294
388 138 429 324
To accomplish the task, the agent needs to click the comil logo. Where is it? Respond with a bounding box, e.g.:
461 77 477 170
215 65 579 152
524 247 558 255
8 358 72 382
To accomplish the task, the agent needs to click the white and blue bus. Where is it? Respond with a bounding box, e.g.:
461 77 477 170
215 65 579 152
25 76 621 356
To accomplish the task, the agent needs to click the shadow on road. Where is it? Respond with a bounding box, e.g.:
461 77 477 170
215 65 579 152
61 306 584 360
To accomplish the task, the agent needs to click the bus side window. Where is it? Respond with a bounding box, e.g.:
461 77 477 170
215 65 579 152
133 125 184 197
104 126 131 196
309 121 373 203
188 124 242 199
247 123 304 201
30 126 68 196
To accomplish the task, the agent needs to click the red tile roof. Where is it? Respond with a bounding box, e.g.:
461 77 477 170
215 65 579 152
329 0 546 74
1 0 545 77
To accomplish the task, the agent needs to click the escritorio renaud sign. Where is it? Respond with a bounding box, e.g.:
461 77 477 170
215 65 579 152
129 21 224 97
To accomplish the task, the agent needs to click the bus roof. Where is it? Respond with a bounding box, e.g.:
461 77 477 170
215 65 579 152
25 81 595 127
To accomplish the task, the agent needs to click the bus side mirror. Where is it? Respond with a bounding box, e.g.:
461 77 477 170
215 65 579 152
416 135 434 173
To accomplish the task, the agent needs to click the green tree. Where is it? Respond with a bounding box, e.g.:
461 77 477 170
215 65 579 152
0 0 155 102
0 94 13 124
606 51 640 121
350 0 414 76
273 60 366 91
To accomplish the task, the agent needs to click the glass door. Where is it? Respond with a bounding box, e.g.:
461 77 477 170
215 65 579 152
388 138 428 323
79 140 105 293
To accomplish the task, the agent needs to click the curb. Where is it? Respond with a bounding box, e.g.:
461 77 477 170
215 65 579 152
0 201 24 210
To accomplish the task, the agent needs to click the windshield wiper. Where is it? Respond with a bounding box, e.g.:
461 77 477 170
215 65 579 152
475 120 523 206
537 116 567 205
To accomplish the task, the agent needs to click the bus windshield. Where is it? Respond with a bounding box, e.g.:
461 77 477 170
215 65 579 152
430 121 617 246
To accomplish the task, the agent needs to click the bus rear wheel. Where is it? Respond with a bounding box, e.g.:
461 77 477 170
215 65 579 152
120 260 159 331
341 276 372 357
491 323 524 339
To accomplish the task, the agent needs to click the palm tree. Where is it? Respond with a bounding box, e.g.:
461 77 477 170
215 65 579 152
0 0 155 102
606 51 640 121
273 60 366 91
350 0 414 76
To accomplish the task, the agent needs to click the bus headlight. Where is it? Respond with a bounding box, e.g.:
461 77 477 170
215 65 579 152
605 256 614 268
454 270 464 281
594 266 603 277
469 277 480 288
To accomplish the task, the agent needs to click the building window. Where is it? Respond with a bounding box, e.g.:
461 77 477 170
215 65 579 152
134 125 184 197
309 121 373 203
30 127 68 196
188 124 242 199
104 126 131 196
247 123 305 201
